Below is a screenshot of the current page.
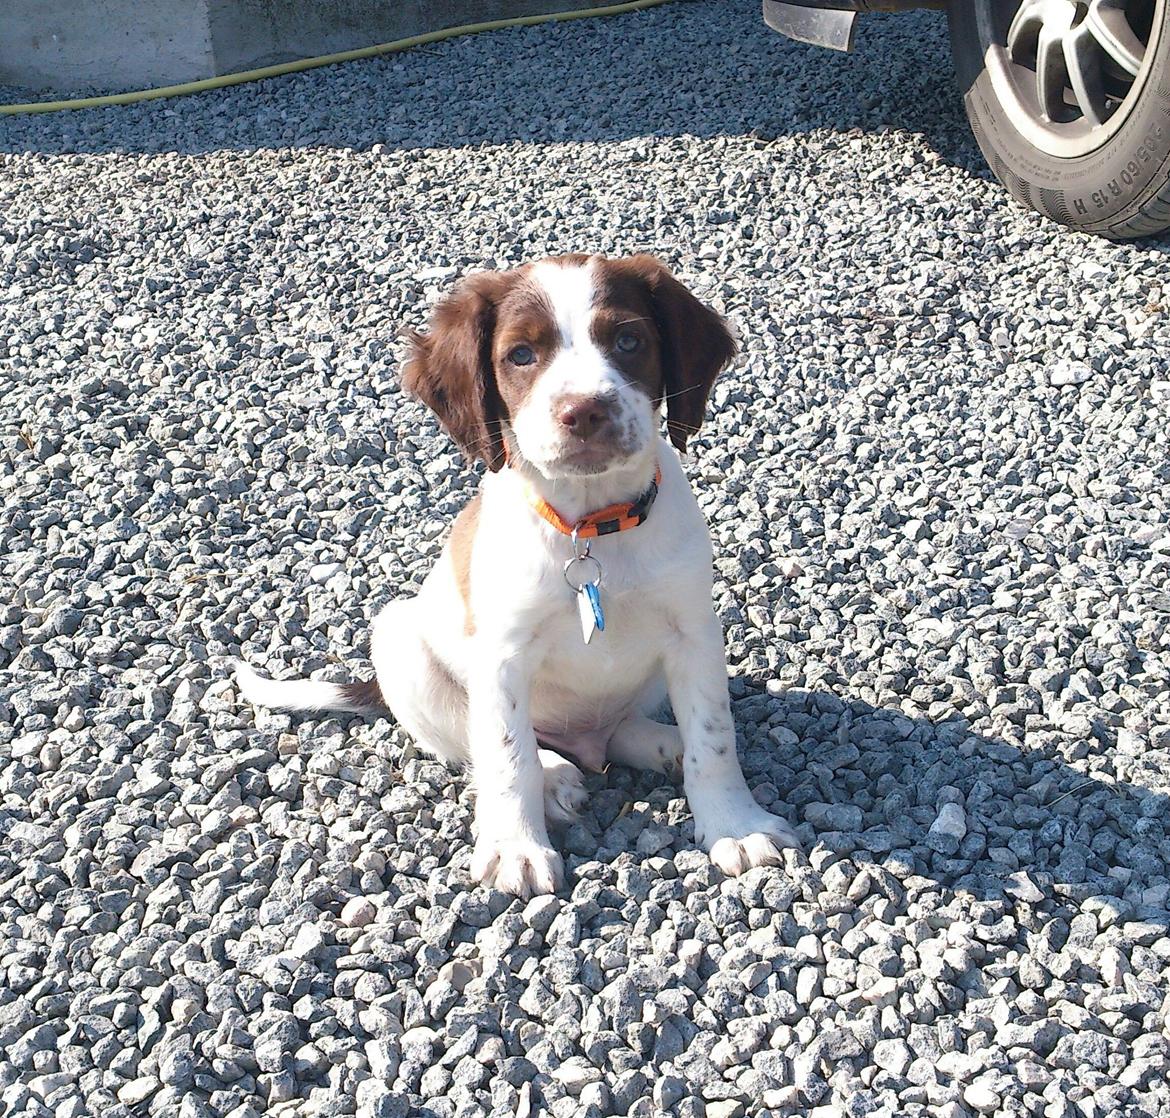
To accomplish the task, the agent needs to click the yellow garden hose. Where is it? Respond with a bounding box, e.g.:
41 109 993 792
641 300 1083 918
0 0 675 116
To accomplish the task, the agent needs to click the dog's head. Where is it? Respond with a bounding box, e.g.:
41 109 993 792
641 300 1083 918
403 254 736 476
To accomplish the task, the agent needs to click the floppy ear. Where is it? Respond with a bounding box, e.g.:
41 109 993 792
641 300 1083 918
402 272 512 472
623 255 737 454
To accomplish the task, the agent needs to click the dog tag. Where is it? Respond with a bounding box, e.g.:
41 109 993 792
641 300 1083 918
564 548 605 645
575 580 603 640
577 581 605 644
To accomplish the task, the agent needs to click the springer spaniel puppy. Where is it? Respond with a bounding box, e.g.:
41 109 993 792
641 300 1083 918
237 254 799 897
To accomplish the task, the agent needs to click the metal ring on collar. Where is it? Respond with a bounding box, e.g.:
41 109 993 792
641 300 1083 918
563 554 603 591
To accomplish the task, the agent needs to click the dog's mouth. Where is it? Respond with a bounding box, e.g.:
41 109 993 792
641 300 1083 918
545 419 649 477
509 405 652 479
553 439 627 474
546 442 655 480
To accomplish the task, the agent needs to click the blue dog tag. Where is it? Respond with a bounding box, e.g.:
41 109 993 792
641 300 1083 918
577 581 605 643
584 581 605 632
565 546 605 644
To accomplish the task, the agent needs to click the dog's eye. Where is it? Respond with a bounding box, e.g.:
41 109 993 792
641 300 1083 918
614 331 641 354
508 345 536 366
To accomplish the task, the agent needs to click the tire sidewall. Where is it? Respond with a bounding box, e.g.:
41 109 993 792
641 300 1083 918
950 0 1170 230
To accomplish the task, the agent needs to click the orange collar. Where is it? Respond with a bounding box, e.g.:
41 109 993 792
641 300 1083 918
522 465 663 540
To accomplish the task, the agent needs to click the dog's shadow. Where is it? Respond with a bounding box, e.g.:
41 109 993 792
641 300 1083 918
578 681 1170 951
278 671 1169 950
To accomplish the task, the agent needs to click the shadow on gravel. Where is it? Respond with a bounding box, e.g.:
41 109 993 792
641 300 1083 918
595 679 1170 934
12 2 1170 252
0 7 981 172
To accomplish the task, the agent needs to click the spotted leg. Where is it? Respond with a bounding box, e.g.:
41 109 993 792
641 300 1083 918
664 612 801 874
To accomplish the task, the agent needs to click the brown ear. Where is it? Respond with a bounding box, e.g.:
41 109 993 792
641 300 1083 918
621 255 737 453
402 272 512 471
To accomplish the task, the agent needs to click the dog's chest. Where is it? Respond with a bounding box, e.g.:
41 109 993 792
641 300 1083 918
525 564 674 739
538 579 665 682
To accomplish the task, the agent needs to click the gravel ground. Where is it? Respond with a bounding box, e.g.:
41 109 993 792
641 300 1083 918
3 2 1170 1117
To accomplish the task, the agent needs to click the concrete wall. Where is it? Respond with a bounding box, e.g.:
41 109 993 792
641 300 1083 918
0 0 618 94
1 1 215 93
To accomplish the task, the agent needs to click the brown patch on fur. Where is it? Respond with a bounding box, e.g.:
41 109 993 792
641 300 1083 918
449 494 482 636
402 271 519 472
488 282 562 423
404 267 574 470
593 255 736 452
338 678 386 709
589 262 666 403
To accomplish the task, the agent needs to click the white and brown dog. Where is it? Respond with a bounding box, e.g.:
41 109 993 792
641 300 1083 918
237 254 799 897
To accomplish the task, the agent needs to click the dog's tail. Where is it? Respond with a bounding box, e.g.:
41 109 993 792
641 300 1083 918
233 660 385 714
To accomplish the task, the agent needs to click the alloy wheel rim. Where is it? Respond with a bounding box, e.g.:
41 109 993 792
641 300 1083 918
978 0 1162 157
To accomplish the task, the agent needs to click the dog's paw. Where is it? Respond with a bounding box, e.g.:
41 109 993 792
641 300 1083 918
540 754 587 826
701 807 802 877
471 836 563 898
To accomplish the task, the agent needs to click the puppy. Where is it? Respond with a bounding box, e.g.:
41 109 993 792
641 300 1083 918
237 253 799 897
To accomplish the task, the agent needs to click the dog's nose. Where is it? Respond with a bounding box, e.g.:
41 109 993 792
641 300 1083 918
556 395 613 440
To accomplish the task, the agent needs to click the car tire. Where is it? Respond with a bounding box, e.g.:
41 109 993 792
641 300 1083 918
948 0 1170 238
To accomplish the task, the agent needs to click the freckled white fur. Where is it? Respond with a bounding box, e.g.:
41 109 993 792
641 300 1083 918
236 260 799 898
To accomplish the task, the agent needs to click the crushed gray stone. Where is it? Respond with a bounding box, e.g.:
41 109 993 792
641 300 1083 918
3 2 1170 1117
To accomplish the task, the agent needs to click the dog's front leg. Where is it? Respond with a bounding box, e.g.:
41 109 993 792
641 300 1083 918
665 611 801 875
466 645 563 898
